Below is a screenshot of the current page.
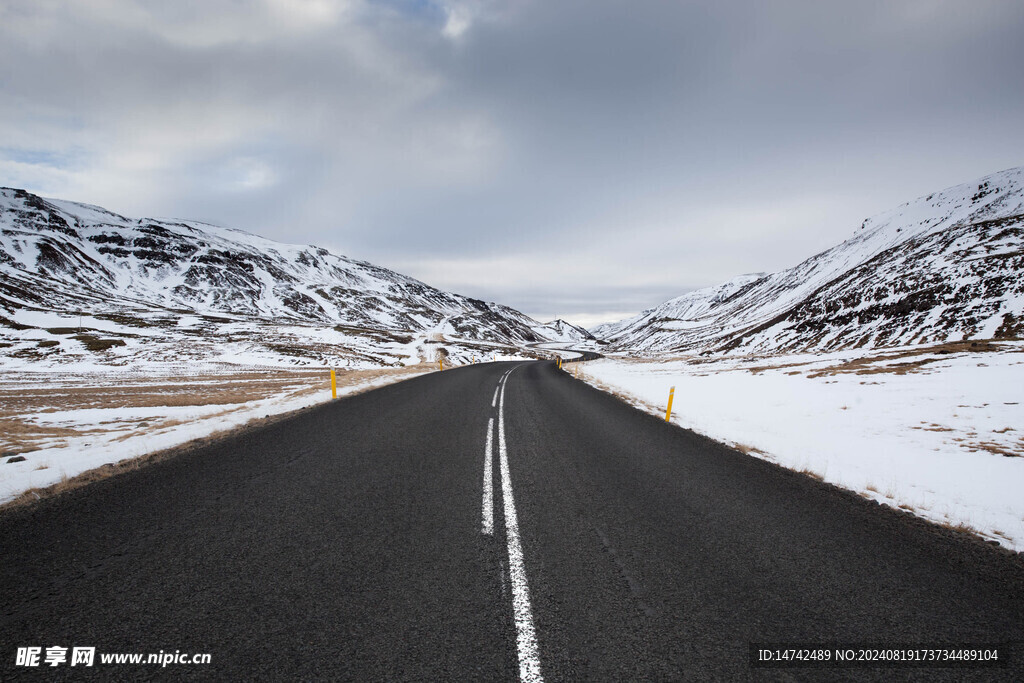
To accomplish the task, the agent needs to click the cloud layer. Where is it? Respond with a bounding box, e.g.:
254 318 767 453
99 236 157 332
3 0 1023 323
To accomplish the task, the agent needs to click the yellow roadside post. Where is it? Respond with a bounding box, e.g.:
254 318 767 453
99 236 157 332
330 369 337 399
665 386 675 421
439 358 443 371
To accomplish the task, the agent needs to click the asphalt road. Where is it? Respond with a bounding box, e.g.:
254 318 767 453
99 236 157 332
2 360 1023 680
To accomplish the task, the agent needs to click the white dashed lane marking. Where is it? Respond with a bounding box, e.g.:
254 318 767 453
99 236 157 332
482 417 494 535
481 366 543 682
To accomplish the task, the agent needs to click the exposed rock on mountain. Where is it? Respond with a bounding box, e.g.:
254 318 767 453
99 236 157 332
0 188 548 368
536 319 597 343
599 167 1024 356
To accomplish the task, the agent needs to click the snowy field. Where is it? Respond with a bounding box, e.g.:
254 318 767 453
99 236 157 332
0 365 433 505
579 341 1024 551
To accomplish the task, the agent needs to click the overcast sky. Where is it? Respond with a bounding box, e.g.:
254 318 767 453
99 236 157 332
2 1 1023 325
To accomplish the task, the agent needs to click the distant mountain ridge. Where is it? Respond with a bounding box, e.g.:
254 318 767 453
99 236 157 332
599 166 1024 356
0 188 551 368
536 318 596 343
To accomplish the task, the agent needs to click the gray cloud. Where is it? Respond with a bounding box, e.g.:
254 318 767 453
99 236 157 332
2 0 1023 325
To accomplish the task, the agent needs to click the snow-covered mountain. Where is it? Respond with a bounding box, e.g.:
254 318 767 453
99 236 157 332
0 188 549 368
601 166 1024 356
535 318 597 343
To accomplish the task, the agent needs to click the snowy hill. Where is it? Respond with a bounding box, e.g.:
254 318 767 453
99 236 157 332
602 167 1024 355
535 319 597 343
0 188 549 368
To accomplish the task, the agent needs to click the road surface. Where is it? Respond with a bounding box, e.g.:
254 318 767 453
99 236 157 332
2 360 1023 680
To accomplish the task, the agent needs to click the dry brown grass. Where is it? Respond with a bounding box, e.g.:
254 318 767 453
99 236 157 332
0 364 428 510
958 439 1023 458
940 520 983 537
0 418 87 455
911 422 955 433
799 468 824 481
620 340 1018 384
745 360 817 375
0 369 330 414
0 366 424 457
806 340 1009 379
